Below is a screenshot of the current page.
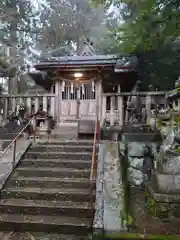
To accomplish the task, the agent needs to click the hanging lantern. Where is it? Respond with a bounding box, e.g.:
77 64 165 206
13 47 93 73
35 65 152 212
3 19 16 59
62 80 65 92
70 82 74 94
92 80 95 92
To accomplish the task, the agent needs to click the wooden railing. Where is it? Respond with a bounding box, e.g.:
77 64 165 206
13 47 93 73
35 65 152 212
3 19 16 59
90 118 100 221
0 116 36 168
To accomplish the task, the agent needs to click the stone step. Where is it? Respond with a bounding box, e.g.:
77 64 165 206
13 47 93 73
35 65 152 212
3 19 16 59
14 167 90 178
0 214 91 234
20 159 91 169
2 187 92 202
30 145 93 152
31 234 89 240
0 199 91 218
6 176 95 189
37 140 93 146
0 133 19 140
25 151 92 160
0 232 89 240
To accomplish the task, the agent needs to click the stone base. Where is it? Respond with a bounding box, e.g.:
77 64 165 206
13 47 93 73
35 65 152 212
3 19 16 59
153 172 180 193
145 183 180 219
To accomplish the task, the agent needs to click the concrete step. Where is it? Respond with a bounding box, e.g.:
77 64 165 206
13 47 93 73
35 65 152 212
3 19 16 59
0 214 91 234
30 234 89 240
37 140 93 146
20 159 91 169
30 145 93 152
0 199 91 218
0 133 19 140
25 151 92 160
2 187 92 202
6 176 95 189
0 232 89 240
14 167 90 178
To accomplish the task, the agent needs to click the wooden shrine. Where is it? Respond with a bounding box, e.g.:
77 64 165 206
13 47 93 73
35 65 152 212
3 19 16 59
29 41 139 128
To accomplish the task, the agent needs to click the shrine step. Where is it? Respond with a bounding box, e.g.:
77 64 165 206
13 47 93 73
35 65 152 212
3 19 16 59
29 144 92 152
1 187 91 202
37 140 93 146
6 176 95 189
0 122 24 140
25 151 92 160
20 159 91 169
0 233 88 240
13 167 90 178
0 199 91 218
0 214 91 235
0 139 94 236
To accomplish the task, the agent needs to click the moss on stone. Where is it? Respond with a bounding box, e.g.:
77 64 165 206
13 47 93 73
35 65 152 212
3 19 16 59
145 191 156 215
154 202 169 219
170 203 180 218
145 191 169 219
104 232 180 239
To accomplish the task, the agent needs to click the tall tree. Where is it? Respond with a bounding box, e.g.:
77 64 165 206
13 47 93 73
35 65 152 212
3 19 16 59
0 0 44 93
90 0 180 90
38 0 109 54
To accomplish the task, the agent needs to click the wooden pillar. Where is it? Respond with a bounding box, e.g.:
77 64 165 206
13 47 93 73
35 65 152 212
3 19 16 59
118 84 123 126
146 94 151 125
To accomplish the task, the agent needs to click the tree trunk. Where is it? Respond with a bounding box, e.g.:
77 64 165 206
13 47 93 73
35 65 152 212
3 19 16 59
8 0 18 94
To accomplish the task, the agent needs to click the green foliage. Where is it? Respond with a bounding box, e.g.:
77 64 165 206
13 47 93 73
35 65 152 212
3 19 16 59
90 0 180 90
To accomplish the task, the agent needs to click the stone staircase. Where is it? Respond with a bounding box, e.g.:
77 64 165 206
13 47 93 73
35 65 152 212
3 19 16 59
0 140 95 239
0 122 24 141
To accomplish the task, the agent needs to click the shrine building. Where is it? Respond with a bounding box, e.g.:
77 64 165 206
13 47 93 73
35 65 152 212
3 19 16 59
29 41 139 129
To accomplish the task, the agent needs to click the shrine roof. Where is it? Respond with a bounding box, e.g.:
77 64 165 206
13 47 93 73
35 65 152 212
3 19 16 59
34 54 137 72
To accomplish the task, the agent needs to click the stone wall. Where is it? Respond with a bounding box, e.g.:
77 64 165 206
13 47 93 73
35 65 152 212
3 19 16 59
120 142 157 187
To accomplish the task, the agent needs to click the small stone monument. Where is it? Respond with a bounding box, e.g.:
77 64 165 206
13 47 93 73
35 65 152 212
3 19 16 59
146 126 180 219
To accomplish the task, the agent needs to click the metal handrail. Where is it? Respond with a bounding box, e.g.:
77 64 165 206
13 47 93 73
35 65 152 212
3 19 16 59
0 116 35 168
90 118 100 221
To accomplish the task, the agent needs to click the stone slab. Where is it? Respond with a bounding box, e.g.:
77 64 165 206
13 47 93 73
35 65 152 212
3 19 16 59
154 172 180 194
102 142 125 232
78 120 95 134
123 133 162 142
146 182 180 202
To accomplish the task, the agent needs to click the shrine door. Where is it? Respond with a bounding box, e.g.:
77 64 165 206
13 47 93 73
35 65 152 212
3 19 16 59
60 83 97 122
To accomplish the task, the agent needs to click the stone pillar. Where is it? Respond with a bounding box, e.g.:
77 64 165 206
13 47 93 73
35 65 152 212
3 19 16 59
95 78 102 121
43 96 48 112
101 95 107 126
110 96 115 126
34 97 39 113
0 114 2 127
146 94 151 125
26 97 32 115
118 84 123 127
50 96 55 118
12 97 16 112
76 87 80 120
55 81 60 122
4 97 8 120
